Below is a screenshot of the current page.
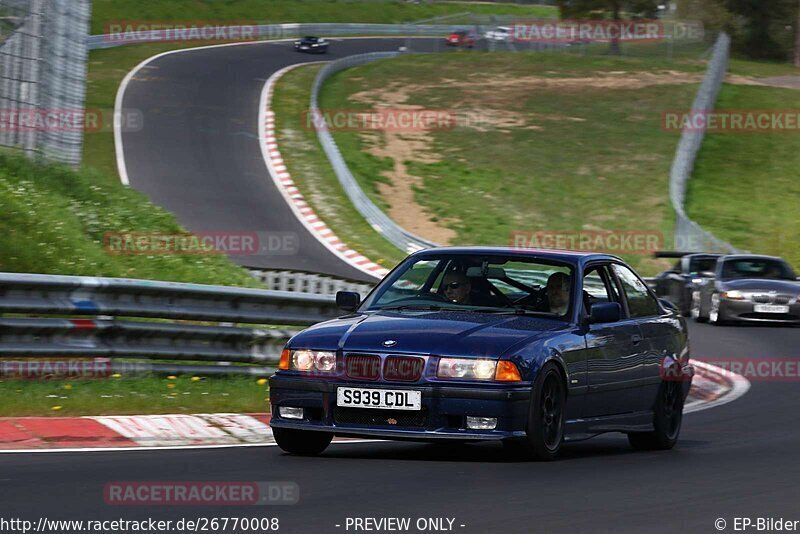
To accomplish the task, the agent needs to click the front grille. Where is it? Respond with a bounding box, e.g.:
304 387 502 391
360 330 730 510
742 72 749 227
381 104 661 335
334 406 428 428
345 354 381 380
383 356 425 382
750 294 792 304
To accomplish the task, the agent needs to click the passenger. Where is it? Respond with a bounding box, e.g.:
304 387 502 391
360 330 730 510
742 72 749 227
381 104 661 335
544 272 571 315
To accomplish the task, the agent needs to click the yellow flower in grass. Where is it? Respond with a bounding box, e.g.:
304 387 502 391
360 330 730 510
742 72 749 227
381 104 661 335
166 383 176 389
63 384 73 390
111 373 121 378
256 378 268 385
51 405 62 411
167 375 177 380
191 376 202 382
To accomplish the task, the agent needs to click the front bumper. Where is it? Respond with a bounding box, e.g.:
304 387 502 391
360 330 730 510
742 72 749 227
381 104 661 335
269 375 531 441
719 299 800 323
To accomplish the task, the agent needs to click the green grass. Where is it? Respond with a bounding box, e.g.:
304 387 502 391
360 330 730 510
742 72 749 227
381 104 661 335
686 76 800 268
0 153 261 285
318 51 707 274
272 64 407 269
90 0 557 35
0 375 270 417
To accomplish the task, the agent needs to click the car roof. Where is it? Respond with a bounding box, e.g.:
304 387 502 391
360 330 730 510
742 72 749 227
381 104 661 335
410 246 623 267
720 254 787 262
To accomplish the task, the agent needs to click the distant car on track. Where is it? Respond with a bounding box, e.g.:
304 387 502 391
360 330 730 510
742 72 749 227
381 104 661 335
691 254 800 325
654 252 722 316
270 247 693 460
445 30 476 48
294 36 329 54
484 26 512 42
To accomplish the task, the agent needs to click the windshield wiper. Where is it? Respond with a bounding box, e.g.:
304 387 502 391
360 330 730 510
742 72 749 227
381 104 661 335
475 306 545 316
378 304 443 312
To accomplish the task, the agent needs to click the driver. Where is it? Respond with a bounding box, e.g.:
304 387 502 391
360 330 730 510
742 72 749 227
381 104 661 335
442 271 472 305
544 272 571 315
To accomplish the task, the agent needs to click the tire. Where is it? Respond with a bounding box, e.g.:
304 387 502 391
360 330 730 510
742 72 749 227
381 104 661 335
273 427 333 456
505 362 566 461
708 293 726 326
690 290 708 323
627 379 684 451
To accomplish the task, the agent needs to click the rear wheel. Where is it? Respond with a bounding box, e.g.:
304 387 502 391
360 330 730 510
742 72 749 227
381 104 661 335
505 362 565 461
708 293 726 325
273 427 332 456
628 379 683 451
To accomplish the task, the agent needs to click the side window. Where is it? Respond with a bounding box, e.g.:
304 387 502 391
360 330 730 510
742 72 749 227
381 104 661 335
582 266 619 315
611 264 661 318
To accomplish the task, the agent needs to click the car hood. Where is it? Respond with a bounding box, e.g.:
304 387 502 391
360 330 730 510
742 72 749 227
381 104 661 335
722 279 800 294
289 310 566 358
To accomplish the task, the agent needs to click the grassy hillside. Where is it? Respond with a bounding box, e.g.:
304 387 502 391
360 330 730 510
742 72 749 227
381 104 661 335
686 62 800 268
0 153 261 286
90 0 557 35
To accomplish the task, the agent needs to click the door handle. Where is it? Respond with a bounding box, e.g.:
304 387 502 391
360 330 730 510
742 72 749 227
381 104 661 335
631 334 643 345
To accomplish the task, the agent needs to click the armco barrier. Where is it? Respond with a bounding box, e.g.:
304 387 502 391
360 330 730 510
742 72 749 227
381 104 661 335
0 272 345 376
669 32 740 254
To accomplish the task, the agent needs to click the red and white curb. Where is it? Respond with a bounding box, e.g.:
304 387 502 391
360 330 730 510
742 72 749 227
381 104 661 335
0 362 749 452
258 64 389 281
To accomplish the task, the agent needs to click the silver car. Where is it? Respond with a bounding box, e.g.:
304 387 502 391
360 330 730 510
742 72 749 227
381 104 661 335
691 255 800 325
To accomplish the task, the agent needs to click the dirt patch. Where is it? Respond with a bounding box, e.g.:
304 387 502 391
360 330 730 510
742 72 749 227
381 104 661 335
757 75 800 89
343 69 699 243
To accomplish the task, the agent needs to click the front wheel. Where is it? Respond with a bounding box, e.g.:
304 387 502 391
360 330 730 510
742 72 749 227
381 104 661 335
506 362 565 461
628 380 683 451
273 427 333 456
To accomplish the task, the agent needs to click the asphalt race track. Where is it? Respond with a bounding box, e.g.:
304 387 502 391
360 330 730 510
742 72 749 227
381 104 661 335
120 38 445 282
2 322 799 533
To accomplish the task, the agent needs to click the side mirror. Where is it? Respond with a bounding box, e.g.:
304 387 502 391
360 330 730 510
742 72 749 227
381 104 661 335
659 298 678 313
699 271 716 279
589 302 621 324
336 291 361 313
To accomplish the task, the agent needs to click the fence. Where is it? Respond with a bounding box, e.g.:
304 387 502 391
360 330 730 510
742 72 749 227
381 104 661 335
0 272 345 377
0 0 91 166
248 269 374 296
668 32 740 254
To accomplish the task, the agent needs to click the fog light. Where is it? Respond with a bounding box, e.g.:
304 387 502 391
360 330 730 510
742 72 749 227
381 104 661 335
466 416 497 430
279 407 304 420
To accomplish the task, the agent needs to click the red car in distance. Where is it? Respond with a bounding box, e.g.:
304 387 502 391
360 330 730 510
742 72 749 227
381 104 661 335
445 30 476 48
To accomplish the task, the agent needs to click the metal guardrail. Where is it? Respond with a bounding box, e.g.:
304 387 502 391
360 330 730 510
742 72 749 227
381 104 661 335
311 52 440 254
87 23 476 51
0 272 344 376
669 32 740 254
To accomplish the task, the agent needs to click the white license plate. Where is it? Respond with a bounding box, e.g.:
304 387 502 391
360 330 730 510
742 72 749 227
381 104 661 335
754 304 789 314
337 387 421 411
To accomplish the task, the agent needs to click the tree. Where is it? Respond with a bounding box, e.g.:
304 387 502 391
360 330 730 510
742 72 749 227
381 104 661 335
556 0 661 54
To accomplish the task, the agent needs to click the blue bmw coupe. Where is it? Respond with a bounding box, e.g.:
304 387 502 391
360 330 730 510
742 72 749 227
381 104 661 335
269 247 693 460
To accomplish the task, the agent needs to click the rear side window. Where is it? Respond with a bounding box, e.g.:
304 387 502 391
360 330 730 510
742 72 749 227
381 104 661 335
611 264 661 318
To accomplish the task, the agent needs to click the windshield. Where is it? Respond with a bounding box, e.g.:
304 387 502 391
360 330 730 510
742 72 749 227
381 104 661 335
720 258 796 281
361 253 575 319
688 257 718 274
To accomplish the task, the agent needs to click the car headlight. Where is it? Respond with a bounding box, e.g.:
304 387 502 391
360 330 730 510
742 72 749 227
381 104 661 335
721 290 745 300
437 358 521 382
311 43 318 47
691 278 704 284
279 349 337 372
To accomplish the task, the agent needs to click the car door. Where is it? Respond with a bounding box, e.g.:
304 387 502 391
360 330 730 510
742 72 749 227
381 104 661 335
582 263 646 417
610 263 670 412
